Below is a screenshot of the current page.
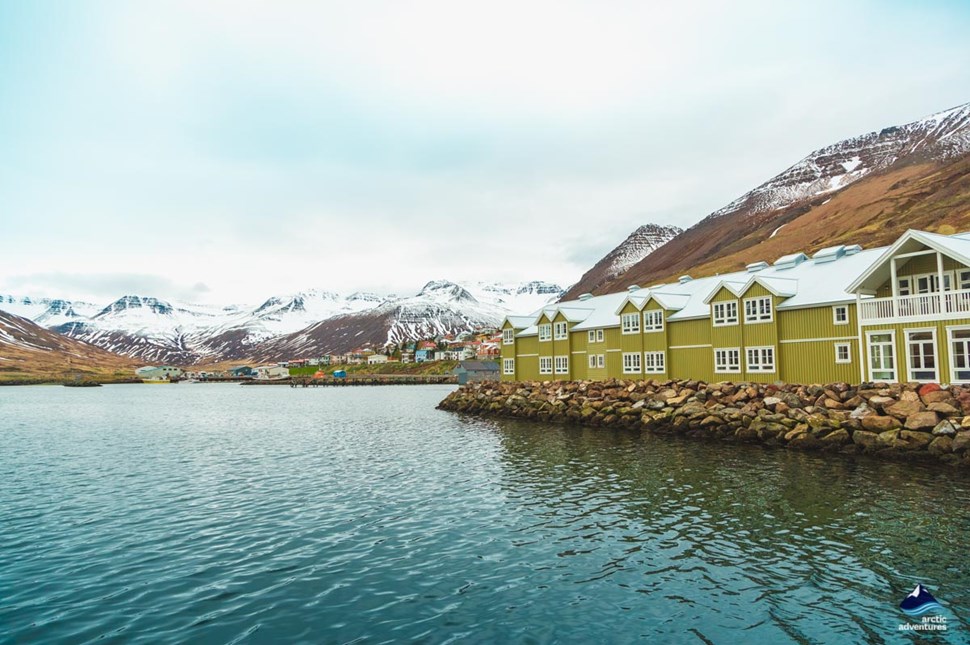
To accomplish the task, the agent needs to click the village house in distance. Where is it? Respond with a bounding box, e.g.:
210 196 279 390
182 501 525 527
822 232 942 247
500 229 970 386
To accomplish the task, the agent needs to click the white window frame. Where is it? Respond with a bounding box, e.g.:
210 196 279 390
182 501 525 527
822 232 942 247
714 348 741 374
834 342 851 364
538 323 552 342
503 358 515 375
596 329 604 343
947 325 970 384
745 346 776 373
503 328 515 345
588 354 597 369
553 321 568 340
644 351 665 373
539 357 553 375
554 355 569 374
743 296 773 323
587 330 596 343
597 354 605 368
960 270 970 291
832 305 849 326
905 327 938 383
712 301 738 327
621 312 640 335
622 352 642 374
643 310 664 332
866 330 896 383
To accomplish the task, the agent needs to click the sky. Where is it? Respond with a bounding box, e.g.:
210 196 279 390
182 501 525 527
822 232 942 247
1 1 969 305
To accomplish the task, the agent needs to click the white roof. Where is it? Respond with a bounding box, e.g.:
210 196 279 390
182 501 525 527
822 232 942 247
513 230 970 332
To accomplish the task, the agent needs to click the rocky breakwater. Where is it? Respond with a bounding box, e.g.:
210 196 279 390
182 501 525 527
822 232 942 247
438 379 970 466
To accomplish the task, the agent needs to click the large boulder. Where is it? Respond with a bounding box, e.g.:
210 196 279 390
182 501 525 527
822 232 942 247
887 399 924 420
852 430 879 449
904 411 940 431
862 415 900 432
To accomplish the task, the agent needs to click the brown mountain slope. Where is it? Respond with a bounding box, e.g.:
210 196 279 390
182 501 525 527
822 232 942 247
0 310 139 382
598 156 970 291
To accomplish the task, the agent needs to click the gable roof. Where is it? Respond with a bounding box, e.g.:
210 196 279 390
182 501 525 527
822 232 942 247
846 229 970 293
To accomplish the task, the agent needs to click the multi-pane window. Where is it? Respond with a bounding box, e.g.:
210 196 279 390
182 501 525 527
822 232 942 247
834 343 851 364
906 330 937 382
746 346 776 372
539 357 553 374
588 330 596 343
960 271 970 291
643 310 664 332
503 328 515 344
503 358 515 375
744 296 773 323
950 327 970 382
538 323 552 342
554 356 569 374
714 348 741 373
644 351 665 373
597 354 605 368
712 301 738 326
868 332 896 382
832 305 848 325
596 329 604 343
621 313 640 334
553 321 568 340
588 355 597 369
622 352 642 374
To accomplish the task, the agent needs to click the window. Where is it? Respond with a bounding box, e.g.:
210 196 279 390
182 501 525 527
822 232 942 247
588 354 597 369
949 327 970 383
596 329 604 343
588 330 596 343
714 348 741 373
538 323 552 342
503 358 515 375
553 321 568 340
746 346 776 372
898 277 911 296
867 332 896 382
906 329 937 382
835 343 851 364
539 357 553 375
621 312 640 334
597 354 605 368
554 356 569 374
503 328 515 345
744 296 773 323
832 305 849 325
644 351 665 373
643 310 664 332
712 301 738 326
960 270 970 291
622 352 641 374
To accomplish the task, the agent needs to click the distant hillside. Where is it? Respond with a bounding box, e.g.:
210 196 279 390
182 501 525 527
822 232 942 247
0 310 138 382
572 102 970 295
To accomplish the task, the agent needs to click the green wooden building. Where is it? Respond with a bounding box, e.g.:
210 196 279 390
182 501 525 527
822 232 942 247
501 229 970 385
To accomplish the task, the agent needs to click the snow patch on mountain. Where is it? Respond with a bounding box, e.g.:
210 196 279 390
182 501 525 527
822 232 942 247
599 224 683 280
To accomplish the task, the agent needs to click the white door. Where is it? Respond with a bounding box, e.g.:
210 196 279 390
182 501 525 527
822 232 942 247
867 332 896 382
906 329 938 382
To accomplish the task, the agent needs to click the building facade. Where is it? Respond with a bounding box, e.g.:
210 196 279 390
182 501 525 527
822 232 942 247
501 229 970 386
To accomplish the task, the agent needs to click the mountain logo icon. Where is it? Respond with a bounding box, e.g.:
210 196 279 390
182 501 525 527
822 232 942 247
900 584 944 617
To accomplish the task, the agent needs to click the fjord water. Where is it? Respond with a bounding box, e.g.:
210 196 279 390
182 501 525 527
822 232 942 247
2 385 968 644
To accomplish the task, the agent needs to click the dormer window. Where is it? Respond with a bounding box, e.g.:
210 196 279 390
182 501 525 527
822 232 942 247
538 323 552 342
744 296 773 323
712 301 738 326
503 328 515 344
553 321 568 340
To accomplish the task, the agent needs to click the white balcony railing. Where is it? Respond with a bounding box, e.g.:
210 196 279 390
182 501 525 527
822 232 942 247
859 289 970 322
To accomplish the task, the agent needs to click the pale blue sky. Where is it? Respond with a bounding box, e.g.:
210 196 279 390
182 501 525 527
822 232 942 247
1 1 969 304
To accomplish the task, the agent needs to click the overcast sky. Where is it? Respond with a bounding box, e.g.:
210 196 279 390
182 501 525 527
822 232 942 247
2 1 969 305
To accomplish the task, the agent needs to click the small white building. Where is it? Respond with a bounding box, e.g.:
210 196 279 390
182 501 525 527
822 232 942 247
255 366 290 380
367 354 389 365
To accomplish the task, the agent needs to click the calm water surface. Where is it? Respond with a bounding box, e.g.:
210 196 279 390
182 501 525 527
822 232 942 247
1 384 969 644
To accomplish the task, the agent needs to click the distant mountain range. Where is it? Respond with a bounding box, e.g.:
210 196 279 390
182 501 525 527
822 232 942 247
0 280 565 365
564 101 970 298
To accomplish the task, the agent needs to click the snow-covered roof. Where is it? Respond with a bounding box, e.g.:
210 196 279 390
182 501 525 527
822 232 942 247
846 229 970 294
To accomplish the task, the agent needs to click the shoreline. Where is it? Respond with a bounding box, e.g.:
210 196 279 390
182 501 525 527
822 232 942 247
438 378 970 467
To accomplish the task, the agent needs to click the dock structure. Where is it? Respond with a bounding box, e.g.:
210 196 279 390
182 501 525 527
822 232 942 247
241 375 458 387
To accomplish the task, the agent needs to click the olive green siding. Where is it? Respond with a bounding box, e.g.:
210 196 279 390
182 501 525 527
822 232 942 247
570 325 588 381
516 335 539 381
777 305 856 340
875 255 967 296
779 339 860 384
859 318 970 384
669 347 714 382
669 318 711 347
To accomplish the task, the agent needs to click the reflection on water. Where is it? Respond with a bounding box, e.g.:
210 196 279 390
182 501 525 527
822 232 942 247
0 384 967 643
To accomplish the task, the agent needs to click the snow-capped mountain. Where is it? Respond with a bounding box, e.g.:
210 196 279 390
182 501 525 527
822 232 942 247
709 102 970 222
566 100 970 297
2 280 564 364
560 223 682 300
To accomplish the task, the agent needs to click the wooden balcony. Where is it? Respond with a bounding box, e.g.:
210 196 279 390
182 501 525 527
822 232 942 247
859 289 970 322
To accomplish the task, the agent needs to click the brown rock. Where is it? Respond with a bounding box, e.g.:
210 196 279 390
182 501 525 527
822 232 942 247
666 394 690 406
927 402 960 416
904 411 940 430
929 436 954 455
932 419 959 436
868 395 895 409
886 399 924 420
918 383 942 397
922 389 954 405
900 430 933 448
824 398 845 410
900 391 920 402
861 415 900 432
953 431 970 453
852 430 879 448
822 429 850 444
877 430 900 447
